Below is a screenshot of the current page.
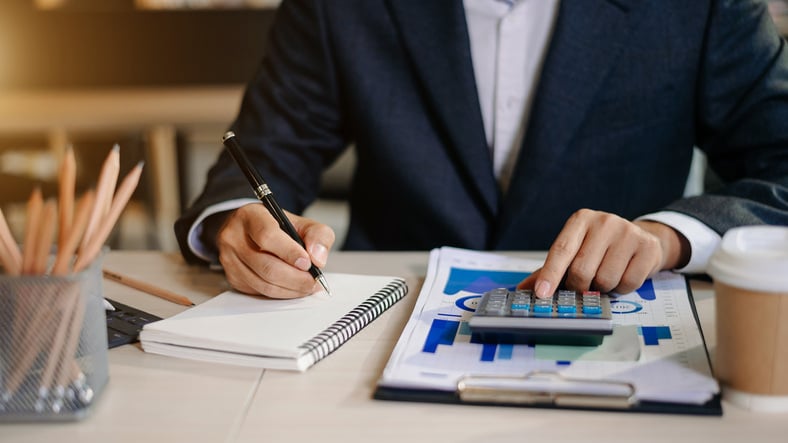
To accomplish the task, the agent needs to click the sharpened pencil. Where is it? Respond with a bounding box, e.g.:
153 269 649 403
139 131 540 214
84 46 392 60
74 161 144 273
52 190 96 276
0 208 22 275
58 145 76 253
102 268 194 307
21 187 43 275
80 145 119 253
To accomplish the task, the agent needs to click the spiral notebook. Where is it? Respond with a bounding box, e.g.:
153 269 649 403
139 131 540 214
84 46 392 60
139 273 408 371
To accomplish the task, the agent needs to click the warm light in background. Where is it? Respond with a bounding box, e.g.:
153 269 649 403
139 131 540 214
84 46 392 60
33 0 68 9
134 0 279 9
0 41 6 88
0 150 58 181
31 0 281 10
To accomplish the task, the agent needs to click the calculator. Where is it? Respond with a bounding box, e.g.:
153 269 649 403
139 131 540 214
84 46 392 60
468 288 613 346
105 298 161 349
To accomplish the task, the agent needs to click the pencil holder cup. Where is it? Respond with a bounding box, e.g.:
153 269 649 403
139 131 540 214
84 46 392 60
0 257 109 421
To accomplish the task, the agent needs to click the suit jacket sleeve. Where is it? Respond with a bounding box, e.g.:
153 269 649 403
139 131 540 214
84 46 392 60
666 0 788 232
174 0 348 264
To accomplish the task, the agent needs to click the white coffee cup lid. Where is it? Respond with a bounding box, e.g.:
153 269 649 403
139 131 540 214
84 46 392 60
724 387 788 412
707 225 788 293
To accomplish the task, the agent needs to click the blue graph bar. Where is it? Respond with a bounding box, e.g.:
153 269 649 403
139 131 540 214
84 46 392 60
640 326 672 346
480 344 497 362
497 344 513 360
422 319 460 353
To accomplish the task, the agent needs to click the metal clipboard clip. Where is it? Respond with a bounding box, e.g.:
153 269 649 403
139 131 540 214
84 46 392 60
456 371 638 409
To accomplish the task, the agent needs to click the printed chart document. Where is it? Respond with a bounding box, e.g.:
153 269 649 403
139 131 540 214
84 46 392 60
140 273 407 372
375 247 720 414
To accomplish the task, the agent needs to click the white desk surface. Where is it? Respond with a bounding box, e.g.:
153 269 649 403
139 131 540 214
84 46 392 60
1 250 786 442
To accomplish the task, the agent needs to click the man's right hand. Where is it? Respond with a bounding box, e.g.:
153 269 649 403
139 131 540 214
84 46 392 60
215 203 335 299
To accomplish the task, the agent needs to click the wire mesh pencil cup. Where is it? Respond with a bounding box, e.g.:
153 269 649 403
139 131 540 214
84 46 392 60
0 257 108 421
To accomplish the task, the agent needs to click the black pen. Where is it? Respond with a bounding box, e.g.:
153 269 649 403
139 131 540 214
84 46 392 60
221 131 331 296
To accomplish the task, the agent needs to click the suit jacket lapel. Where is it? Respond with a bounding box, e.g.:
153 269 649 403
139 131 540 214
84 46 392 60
385 0 499 217
498 0 641 241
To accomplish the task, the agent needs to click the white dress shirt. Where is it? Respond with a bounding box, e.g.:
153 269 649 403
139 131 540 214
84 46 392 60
464 0 559 190
188 0 720 273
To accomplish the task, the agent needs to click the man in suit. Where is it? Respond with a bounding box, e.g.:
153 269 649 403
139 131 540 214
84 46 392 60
176 0 788 299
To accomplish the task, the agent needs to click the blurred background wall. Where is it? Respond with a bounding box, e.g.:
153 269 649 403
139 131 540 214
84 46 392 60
0 0 274 89
0 0 276 252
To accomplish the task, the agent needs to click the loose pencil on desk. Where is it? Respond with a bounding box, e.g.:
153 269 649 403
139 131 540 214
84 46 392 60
102 269 194 306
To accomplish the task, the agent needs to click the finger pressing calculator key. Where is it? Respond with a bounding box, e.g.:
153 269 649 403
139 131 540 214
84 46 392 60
468 288 613 346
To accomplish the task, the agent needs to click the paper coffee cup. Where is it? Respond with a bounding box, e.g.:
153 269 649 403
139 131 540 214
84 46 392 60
707 225 788 412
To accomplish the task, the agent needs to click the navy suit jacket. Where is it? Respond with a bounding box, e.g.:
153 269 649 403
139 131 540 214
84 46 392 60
176 0 788 263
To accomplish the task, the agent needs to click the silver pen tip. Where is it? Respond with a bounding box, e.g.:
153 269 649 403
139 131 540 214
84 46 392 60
317 275 332 296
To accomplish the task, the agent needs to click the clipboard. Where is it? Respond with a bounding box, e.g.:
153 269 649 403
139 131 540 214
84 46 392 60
373 248 722 416
374 373 722 415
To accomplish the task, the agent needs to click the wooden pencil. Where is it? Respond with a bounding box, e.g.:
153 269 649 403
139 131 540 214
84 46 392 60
57 145 76 253
32 285 78 400
5 285 70 396
103 268 194 306
7 287 49 368
32 199 57 275
0 230 12 274
52 287 87 406
52 190 96 276
9 189 42 367
21 187 43 274
0 207 22 275
6 148 145 407
79 146 119 254
74 161 144 273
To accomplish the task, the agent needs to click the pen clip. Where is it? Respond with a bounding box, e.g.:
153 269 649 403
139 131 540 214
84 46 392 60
456 371 637 409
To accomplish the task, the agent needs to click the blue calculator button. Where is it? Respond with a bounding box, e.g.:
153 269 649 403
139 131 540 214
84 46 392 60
583 305 602 315
510 304 530 317
533 304 552 314
557 304 577 314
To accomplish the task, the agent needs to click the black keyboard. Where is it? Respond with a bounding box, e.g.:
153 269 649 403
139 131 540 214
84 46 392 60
105 298 162 349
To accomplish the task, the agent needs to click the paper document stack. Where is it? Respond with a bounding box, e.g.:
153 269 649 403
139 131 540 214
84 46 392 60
375 247 720 414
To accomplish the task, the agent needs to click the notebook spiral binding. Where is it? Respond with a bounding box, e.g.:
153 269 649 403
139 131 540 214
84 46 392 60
299 279 408 364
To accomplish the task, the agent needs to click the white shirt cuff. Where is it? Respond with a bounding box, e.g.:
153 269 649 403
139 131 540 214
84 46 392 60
187 198 259 264
637 211 721 274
